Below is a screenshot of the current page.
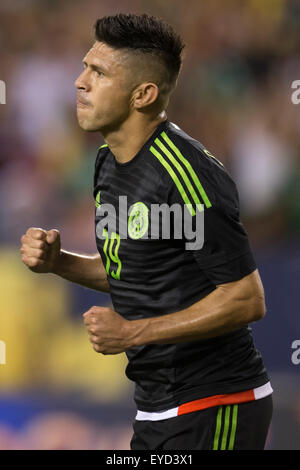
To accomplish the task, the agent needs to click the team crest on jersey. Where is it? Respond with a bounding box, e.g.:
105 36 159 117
128 202 149 239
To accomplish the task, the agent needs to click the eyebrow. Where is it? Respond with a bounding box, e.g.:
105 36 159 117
82 60 109 74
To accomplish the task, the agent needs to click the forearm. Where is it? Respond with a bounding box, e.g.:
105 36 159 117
53 250 110 293
130 271 265 346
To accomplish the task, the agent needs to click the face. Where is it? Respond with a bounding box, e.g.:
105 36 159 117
74 42 134 132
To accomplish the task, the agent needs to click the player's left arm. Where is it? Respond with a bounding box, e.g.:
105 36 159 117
129 267 266 346
83 267 265 354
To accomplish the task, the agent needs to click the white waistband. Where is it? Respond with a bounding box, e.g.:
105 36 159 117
135 381 273 421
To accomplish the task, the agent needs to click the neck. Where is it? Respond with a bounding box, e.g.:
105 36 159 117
102 111 167 164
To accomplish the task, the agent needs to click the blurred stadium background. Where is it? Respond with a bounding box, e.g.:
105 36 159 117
0 0 299 450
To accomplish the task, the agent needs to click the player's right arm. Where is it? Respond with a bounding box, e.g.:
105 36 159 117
20 227 110 293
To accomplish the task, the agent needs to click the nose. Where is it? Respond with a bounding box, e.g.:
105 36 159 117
74 69 90 91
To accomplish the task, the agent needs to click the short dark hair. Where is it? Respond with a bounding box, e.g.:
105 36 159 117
94 13 185 89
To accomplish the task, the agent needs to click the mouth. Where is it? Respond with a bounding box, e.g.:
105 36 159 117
77 97 91 107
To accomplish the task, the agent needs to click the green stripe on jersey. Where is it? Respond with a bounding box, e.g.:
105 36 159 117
213 406 223 450
149 145 195 216
160 131 212 209
98 144 108 150
155 137 204 212
213 405 238 450
95 190 101 208
228 404 238 450
220 405 231 450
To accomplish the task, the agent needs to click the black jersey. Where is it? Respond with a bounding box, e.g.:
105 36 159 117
93 119 269 412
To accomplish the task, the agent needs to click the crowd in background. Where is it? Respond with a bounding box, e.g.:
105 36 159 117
0 0 299 450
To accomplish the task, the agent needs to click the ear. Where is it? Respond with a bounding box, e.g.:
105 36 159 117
132 82 159 109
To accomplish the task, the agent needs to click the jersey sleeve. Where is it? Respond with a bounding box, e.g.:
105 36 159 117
166 150 257 286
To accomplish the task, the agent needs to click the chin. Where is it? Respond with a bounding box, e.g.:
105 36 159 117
81 124 99 132
77 118 100 132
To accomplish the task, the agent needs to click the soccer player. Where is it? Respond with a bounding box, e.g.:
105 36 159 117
20 13 273 450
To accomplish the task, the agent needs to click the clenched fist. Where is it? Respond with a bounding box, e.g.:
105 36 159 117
83 306 139 355
20 227 61 273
